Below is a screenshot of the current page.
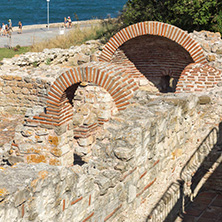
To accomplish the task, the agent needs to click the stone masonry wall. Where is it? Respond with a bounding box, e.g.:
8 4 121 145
190 30 222 70
1 83 118 166
1 22 222 222
0 73 49 115
1 87 222 222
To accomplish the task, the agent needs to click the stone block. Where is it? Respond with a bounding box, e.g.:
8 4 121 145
35 128 49 136
60 144 71 156
98 109 111 119
114 147 134 161
78 136 94 147
128 184 137 203
85 93 95 103
207 54 216 62
21 88 30 95
94 175 111 195
216 49 222 55
97 93 112 103
201 42 211 52
90 54 98 62
198 95 211 105
26 154 47 164
83 112 97 126
2 86 12 94
60 150 74 166
14 189 30 207
7 156 24 166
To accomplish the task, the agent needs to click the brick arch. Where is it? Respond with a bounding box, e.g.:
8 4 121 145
30 62 138 126
176 63 222 93
99 21 207 64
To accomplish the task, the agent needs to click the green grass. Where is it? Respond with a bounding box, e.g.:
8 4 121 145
0 18 122 60
0 46 30 62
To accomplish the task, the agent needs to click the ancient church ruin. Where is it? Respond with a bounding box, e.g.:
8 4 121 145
0 21 222 222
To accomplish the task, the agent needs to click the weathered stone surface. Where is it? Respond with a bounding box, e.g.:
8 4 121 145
35 128 49 136
128 184 137 203
94 175 112 195
114 147 134 161
78 136 94 147
198 95 211 104
1 27 222 222
207 54 216 62
7 156 24 166
216 49 222 55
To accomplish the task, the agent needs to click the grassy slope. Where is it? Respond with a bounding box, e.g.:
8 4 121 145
0 47 30 62
0 19 121 61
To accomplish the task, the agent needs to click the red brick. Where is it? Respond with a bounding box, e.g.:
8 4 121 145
82 212 94 222
62 73 71 87
104 204 122 221
71 196 83 205
137 178 157 197
21 204 25 218
66 70 74 85
63 199 65 211
139 171 147 179
197 85 205 88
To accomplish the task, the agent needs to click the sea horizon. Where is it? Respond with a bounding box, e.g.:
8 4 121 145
1 0 127 27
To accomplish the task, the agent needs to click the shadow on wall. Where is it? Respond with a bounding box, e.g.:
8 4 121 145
159 75 178 93
146 122 222 222
64 83 80 106
111 35 194 93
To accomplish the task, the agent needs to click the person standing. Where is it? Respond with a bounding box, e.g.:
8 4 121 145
18 21 22 34
2 23 6 36
64 17 67 28
67 16 72 28
8 19 12 31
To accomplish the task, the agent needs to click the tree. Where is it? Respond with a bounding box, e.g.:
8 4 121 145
121 0 222 33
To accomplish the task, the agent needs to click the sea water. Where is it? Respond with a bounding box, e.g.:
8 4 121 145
1 0 127 26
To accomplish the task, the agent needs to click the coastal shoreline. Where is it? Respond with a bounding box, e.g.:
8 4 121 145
12 19 104 31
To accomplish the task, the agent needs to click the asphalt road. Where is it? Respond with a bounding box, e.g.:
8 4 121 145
0 21 96 48
0 26 74 48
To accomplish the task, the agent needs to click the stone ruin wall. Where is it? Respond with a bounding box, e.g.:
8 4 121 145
1 89 222 222
0 22 222 221
0 73 49 115
0 40 103 116
0 23 222 117
99 22 222 93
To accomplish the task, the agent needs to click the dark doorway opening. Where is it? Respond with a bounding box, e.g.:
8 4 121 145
73 153 85 166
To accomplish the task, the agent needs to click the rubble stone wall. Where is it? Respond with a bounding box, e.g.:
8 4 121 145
0 23 222 222
0 73 50 115
1 89 222 222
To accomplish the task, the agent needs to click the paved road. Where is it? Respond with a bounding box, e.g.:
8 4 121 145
177 191 222 222
0 21 98 48
0 26 74 48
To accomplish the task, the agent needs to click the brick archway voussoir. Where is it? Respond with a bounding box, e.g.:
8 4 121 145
30 62 138 126
99 21 207 64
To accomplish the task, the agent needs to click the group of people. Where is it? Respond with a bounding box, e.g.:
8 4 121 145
64 16 72 28
0 20 22 37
